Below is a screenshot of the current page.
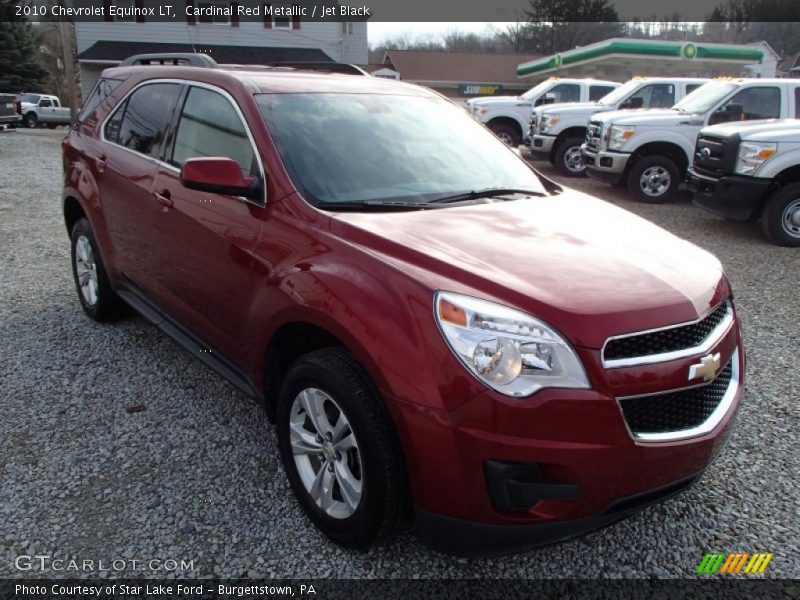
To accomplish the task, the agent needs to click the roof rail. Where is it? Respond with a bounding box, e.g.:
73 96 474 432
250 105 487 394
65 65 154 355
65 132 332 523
267 62 369 76
119 53 219 68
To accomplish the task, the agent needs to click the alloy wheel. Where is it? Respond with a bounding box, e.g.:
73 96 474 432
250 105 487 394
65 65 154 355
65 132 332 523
74 235 99 306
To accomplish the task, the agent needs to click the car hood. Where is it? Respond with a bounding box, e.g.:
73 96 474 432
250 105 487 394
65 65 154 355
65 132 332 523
329 191 726 348
702 119 800 143
592 108 692 127
468 96 530 108
540 102 604 117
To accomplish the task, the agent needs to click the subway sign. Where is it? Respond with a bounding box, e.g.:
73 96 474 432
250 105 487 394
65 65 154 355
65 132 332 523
460 84 504 96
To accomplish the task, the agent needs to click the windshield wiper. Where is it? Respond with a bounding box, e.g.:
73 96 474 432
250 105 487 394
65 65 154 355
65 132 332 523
316 200 439 211
427 188 546 205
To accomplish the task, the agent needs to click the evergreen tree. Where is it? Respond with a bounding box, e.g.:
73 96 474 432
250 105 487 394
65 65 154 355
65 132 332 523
0 0 49 92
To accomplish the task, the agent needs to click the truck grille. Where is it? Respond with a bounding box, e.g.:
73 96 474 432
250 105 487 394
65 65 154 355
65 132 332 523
619 358 733 435
585 121 603 151
603 302 731 365
693 133 740 178
529 114 537 137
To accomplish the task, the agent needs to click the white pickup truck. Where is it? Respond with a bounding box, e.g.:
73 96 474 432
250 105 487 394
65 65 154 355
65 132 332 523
18 93 72 128
582 78 800 203
529 77 708 176
688 119 800 247
466 78 619 147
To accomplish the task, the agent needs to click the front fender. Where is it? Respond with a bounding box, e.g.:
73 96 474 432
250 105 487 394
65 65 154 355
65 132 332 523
622 130 694 161
756 148 800 179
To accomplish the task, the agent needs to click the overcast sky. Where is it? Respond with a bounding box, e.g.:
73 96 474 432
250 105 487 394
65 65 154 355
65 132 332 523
367 22 515 47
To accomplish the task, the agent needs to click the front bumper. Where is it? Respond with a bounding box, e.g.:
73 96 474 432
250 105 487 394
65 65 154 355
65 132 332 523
688 168 771 222
529 134 556 159
583 146 631 184
394 319 743 556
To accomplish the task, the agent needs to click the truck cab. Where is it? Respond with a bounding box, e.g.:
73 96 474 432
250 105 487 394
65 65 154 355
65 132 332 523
529 78 707 176
582 79 800 203
689 118 800 246
466 78 619 147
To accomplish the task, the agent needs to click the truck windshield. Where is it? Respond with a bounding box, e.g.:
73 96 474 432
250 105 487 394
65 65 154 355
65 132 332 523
596 81 643 106
673 82 739 114
19 94 41 104
256 93 546 207
520 80 554 101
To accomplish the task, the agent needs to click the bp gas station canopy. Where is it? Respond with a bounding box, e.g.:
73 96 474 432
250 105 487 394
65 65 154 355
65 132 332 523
517 38 767 81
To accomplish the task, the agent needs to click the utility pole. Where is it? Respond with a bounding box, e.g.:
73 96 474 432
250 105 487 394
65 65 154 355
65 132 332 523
57 1 78 123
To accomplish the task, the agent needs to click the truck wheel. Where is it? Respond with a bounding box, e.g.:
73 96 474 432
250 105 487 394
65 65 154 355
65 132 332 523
24 113 38 128
70 218 127 321
554 137 586 177
627 156 680 203
489 123 521 147
761 183 800 247
277 348 409 549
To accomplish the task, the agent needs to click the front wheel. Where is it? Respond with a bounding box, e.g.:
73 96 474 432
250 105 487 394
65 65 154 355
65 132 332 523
554 137 586 177
489 123 521 147
761 183 800 247
627 155 680 203
277 349 409 549
24 113 37 128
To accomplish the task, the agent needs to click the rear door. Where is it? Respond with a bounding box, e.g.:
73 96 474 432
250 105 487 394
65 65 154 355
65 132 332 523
96 81 184 293
149 83 265 363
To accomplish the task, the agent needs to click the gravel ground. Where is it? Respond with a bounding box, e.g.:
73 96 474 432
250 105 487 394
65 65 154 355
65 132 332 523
0 129 798 580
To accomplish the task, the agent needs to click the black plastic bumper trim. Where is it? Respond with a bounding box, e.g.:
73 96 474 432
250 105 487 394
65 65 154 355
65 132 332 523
688 169 771 222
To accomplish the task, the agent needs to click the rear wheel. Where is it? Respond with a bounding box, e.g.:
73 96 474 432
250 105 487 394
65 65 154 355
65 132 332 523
489 123 521 147
277 349 409 549
761 183 800 247
627 155 680 203
554 137 586 177
70 218 126 321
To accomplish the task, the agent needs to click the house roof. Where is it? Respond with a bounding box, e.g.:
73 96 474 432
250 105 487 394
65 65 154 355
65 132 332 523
382 50 541 85
77 41 333 64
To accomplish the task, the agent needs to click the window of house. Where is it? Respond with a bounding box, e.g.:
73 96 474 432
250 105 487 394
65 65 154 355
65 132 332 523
197 0 229 24
274 16 290 27
171 86 258 179
341 22 353 35
104 83 182 157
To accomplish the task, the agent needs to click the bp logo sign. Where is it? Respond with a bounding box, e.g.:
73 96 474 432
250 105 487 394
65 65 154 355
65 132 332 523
682 42 698 60
553 54 563 68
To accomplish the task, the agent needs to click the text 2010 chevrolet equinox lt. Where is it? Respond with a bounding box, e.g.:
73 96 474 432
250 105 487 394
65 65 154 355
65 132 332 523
62 55 744 557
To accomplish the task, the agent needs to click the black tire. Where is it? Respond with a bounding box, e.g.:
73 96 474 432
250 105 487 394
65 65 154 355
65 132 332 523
70 218 126 321
24 113 37 128
627 155 680 203
489 122 521 147
761 183 800 247
553 137 587 177
277 348 409 549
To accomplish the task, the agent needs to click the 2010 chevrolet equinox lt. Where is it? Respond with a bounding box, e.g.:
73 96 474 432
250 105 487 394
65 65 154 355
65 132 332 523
62 54 744 556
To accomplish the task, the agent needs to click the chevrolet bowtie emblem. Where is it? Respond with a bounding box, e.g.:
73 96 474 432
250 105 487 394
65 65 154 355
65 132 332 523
688 353 721 382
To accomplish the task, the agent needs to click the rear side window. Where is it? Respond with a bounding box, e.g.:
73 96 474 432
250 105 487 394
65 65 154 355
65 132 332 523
686 83 703 95
725 86 781 120
589 85 615 102
171 86 258 177
795 87 800 118
78 78 122 122
104 83 182 157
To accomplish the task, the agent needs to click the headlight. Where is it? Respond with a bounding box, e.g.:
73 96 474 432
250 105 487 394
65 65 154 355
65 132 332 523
434 292 590 397
475 107 488 117
735 141 777 175
541 114 560 133
608 125 636 150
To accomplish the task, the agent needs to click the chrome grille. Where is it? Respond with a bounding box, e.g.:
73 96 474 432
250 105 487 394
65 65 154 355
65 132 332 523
585 121 603 151
619 359 732 436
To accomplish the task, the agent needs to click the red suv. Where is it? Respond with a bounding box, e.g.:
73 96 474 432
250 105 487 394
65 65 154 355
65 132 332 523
62 54 744 556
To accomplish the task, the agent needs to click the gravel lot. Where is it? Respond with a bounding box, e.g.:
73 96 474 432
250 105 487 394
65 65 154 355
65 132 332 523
0 129 798 580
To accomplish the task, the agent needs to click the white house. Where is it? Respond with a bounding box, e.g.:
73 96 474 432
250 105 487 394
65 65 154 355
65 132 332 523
75 0 367 94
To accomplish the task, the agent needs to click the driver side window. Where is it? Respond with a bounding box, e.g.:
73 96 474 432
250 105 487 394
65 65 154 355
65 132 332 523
171 86 259 178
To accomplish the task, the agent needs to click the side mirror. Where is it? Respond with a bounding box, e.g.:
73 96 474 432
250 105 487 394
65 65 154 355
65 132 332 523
180 157 262 202
622 96 644 109
709 103 744 125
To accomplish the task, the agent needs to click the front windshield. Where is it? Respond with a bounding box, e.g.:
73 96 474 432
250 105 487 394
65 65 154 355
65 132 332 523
256 93 546 206
19 94 41 104
520 80 554 101
673 82 738 114
596 81 642 106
